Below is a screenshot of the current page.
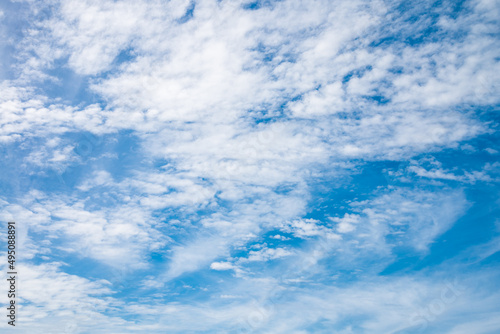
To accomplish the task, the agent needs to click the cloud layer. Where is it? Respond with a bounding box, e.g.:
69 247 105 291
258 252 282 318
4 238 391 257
0 0 499 333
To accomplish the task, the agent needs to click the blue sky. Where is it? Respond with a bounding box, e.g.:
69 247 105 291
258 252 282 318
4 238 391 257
0 0 499 333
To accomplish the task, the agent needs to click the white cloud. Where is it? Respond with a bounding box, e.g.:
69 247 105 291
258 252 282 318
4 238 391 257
485 147 498 155
0 0 498 332
330 213 361 234
0 192 167 270
408 165 493 184
210 261 235 271
280 218 341 239
270 234 290 241
402 158 499 184
350 188 469 253
245 247 293 262
0 262 126 333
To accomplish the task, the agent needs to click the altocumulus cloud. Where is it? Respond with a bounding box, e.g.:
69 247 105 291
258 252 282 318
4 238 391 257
0 0 499 333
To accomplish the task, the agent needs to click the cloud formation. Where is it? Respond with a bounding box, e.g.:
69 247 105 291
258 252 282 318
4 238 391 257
0 0 499 332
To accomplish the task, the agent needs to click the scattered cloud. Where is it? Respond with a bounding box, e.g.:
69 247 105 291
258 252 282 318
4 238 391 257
0 0 499 332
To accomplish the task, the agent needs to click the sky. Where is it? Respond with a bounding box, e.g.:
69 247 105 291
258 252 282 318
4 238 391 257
0 0 499 333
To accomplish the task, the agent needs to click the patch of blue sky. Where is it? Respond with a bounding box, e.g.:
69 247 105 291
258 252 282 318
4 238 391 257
428 186 499 251
371 0 470 49
42 66 106 108
41 55 136 108
251 42 298 65
177 1 196 24
0 141 37 196
1 131 146 207
307 315 368 333
245 98 300 122
241 0 285 11
0 0 498 332
68 131 141 178
295 142 498 271
0 1 30 80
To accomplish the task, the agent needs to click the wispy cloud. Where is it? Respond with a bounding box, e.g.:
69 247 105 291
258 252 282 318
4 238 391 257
0 0 499 332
